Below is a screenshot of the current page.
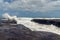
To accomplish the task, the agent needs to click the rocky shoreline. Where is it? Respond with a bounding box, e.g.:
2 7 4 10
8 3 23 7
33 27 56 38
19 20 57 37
0 18 59 40
0 24 59 40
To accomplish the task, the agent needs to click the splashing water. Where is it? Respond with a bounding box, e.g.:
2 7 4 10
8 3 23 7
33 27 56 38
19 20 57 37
2 13 60 35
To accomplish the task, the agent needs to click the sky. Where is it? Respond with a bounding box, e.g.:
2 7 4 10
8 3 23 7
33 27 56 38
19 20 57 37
0 0 60 18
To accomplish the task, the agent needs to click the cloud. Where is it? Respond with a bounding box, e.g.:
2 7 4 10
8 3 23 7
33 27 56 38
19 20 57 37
0 0 3 3
0 0 60 12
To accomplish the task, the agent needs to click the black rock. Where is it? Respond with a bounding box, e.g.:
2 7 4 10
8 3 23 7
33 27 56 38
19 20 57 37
31 19 60 27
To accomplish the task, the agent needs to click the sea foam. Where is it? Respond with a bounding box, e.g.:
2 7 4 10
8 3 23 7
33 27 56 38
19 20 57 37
2 13 60 35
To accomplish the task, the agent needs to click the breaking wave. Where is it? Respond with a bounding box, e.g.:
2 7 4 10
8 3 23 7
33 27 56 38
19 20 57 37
2 13 60 35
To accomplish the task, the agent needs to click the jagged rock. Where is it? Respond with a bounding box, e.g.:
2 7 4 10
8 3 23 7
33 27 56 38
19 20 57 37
0 24 60 40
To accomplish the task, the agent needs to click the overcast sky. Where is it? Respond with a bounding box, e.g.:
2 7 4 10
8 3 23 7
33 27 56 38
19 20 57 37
0 0 60 18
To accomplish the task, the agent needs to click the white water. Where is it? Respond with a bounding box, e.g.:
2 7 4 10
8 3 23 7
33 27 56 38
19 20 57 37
2 13 60 35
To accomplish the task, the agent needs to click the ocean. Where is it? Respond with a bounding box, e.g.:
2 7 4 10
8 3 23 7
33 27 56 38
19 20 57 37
1 13 60 35
0 13 60 40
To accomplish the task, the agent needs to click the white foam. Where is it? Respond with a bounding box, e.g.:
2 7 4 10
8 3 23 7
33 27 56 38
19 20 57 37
2 13 60 35
2 13 17 20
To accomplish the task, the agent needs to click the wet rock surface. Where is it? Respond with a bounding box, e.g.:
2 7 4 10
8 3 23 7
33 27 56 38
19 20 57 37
0 24 60 40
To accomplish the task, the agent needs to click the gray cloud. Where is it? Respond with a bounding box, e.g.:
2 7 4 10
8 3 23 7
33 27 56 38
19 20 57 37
0 0 60 12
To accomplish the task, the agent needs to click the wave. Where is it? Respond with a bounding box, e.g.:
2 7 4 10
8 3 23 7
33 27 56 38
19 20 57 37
2 13 60 35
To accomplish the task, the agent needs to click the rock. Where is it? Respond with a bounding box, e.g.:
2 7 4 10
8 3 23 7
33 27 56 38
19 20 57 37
0 24 32 40
31 19 60 27
0 24 60 40
32 31 60 40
